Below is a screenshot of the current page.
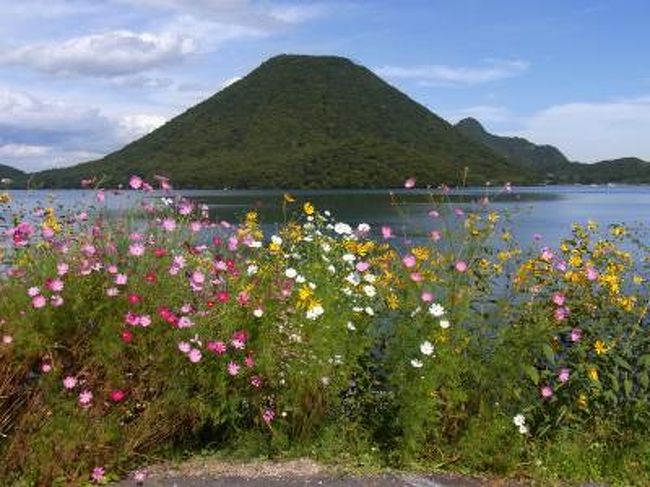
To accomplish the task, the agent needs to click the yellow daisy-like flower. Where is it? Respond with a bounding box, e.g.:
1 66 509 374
0 192 11 204
303 202 315 215
594 340 608 355
283 193 296 203
411 246 430 261
588 368 599 381
386 293 399 310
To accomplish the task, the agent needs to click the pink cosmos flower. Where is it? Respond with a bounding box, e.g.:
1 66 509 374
57 262 69 276
121 330 133 343
139 315 151 327
47 279 64 292
558 368 570 383
402 254 416 268
177 316 194 328
250 376 262 388
42 226 55 239
430 230 442 241
355 261 370 272
129 175 143 190
50 295 64 307
161 218 176 232
115 274 128 285
190 221 202 233
540 247 554 262
454 208 465 217
129 243 145 257
2 335 13 344
404 177 416 189
570 327 583 342
237 291 250 306
132 469 148 484
27 286 40 297
586 266 599 281
555 260 568 272
410 272 423 282
96 190 105 202
41 362 52 373
554 306 569 321
32 295 47 309
227 361 240 376
178 341 191 353
381 225 392 239
63 376 78 390
78 390 93 408
552 292 566 306
428 210 439 218
540 385 554 399
106 287 119 297
421 291 434 303
90 466 105 483
244 355 255 368
455 260 468 273
188 348 202 363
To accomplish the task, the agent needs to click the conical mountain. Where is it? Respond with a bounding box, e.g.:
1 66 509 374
34 55 532 188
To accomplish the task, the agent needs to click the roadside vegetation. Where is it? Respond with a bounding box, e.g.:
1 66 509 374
0 177 648 486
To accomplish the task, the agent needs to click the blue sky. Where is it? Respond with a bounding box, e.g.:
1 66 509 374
1 0 649 171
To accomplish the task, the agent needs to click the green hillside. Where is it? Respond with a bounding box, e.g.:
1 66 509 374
32 55 532 188
0 164 27 187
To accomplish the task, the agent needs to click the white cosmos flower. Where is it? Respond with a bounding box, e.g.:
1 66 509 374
363 285 376 297
249 240 262 248
345 273 361 286
247 264 258 276
271 235 283 245
308 282 316 289
346 321 357 331
428 303 445 317
410 358 424 368
363 273 377 283
342 287 353 296
357 222 371 234
342 253 356 263
364 306 374 316
327 265 336 274
513 414 526 427
410 306 422 317
321 243 331 252
285 268 297 279
296 275 306 283
420 340 434 356
518 424 529 435
439 319 451 329
306 305 324 320
334 222 352 235
253 308 264 318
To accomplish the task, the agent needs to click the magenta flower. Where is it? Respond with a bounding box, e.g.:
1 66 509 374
262 408 275 424
109 389 126 403
27 286 40 297
207 341 227 355
381 225 392 239
178 341 191 353
244 355 255 368
455 260 468 273
161 218 177 232
250 375 262 388
129 243 145 257
540 247 554 262
355 261 370 272
115 273 128 285
554 306 569 321
57 262 69 276
421 291 433 303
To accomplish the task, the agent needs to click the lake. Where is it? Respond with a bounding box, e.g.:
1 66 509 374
3 185 649 246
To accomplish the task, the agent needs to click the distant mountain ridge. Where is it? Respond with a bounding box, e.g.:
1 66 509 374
454 117 650 184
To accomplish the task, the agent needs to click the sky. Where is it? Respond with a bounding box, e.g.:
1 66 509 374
1 0 649 172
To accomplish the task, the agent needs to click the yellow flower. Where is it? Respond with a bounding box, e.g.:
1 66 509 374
577 393 588 409
633 275 645 285
568 254 583 268
610 225 626 237
487 211 499 224
298 285 313 302
268 242 281 253
0 192 11 204
386 293 399 310
283 193 296 203
411 247 430 261
303 202 315 215
594 340 608 355
588 368 599 381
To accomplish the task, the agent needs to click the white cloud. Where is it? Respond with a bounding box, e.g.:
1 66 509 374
0 87 169 171
0 143 50 158
511 96 650 162
376 59 529 85
0 30 196 77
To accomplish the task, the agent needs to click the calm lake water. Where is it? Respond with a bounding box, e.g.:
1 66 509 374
3 185 650 246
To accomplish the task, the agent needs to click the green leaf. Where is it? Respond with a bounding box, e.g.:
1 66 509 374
542 344 555 363
640 372 649 390
523 364 540 385
624 378 633 397
614 356 632 371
